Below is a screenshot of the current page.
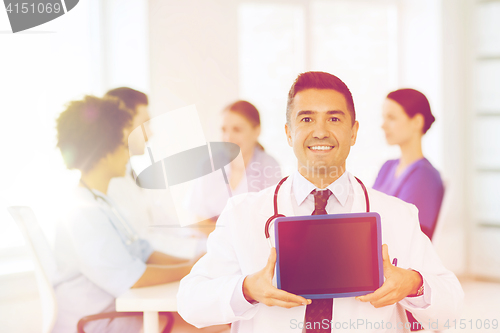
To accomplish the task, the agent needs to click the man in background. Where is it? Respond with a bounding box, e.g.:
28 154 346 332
105 87 203 260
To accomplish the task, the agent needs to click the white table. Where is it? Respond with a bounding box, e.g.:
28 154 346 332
116 281 180 333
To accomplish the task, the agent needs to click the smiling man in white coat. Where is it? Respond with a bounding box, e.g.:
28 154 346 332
177 71 463 333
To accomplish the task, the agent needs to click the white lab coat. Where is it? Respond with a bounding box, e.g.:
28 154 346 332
108 165 202 259
52 187 153 333
177 173 463 333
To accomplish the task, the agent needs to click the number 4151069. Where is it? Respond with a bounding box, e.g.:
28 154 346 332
444 319 498 330
6 2 62 14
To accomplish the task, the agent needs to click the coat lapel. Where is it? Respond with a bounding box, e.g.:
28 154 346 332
349 173 370 213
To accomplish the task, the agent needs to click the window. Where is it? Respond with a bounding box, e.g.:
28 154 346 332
0 0 105 273
238 0 398 181
239 2 305 175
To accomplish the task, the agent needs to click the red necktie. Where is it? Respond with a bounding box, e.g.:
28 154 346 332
303 189 333 333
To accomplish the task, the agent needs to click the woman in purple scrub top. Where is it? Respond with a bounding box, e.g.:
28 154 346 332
373 89 444 239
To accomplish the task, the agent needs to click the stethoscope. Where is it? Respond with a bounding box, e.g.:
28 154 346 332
264 176 371 248
80 180 139 245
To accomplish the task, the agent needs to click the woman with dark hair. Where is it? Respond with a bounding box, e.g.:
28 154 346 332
52 95 205 333
187 100 282 235
373 89 444 239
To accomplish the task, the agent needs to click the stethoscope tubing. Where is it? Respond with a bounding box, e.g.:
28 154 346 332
80 180 139 245
264 175 370 247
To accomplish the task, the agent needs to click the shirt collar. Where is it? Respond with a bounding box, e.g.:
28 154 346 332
292 169 351 207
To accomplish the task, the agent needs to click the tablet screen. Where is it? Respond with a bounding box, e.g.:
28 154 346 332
275 213 382 298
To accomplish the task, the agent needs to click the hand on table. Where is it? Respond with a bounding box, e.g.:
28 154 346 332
191 250 206 264
242 247 311 308
356 244 423 308
194 216 217 237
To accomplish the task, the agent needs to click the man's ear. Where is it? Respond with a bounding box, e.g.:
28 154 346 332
285 123 293 147
351 121 359 146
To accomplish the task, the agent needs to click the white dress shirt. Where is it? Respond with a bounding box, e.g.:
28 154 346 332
291 169 354 215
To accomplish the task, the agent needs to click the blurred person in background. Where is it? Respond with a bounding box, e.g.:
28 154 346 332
373 88 444 239
186 100 282 236
53 95 225 333
105 87 202 260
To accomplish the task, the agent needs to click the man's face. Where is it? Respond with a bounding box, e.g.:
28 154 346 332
285 88 359 180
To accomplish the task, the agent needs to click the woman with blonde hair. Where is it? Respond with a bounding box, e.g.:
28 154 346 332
187 100 282 235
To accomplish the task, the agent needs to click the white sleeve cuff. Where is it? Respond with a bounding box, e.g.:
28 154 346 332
230 275 257 316
400 277 431 309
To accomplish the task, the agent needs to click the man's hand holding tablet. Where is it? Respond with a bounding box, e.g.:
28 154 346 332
243 247 312 308
356 244 424 308
245 210 423 310
243 243 424 310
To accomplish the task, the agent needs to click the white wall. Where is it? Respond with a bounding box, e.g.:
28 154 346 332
148 0 239 142
103 0 150 92
392 0 499 279
395 0 468 275
0 1 109 331
434 0 469 276
398 0 443 170
0 0 107 248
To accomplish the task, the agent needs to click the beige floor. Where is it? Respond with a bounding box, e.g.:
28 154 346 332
0 278 499 332
446 278 500 333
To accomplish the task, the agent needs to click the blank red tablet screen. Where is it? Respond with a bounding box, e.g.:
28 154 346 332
277 216 380 295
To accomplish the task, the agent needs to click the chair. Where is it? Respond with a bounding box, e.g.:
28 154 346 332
8 206 59 333
8 206 175 333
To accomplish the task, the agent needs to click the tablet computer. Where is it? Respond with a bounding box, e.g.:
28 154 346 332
274 212 383 299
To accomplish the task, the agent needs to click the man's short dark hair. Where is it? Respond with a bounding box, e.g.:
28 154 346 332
105 87 148 116
286 71 356 125
56 95 133 173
